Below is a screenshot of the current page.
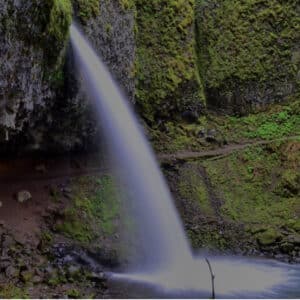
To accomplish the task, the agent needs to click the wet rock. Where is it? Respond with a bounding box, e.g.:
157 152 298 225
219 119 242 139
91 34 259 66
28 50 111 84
62 187 72 199
32 275 43 284
197 128 206 138
280 242 294 254
286 234 300 245
45 265 55 276
0 259 11 270
256 228 281 246
5 266 18 278
87 272 106 283
205 129 221 144
67 265 80 278
274 254 287 261
20 270 34 283
182 110 199 123
17 190 32 203
35 164 47 173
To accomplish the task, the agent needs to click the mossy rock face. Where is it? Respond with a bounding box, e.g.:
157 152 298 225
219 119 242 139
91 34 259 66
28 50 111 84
135 0 205 122
291 220 300 232
0 0 72 150
196 0 300 114
256 228 282 246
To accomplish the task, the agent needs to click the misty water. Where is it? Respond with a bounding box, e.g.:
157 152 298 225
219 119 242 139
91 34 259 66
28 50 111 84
70 24 300 298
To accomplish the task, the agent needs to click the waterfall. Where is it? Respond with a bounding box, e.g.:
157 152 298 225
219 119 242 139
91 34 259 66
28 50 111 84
70 23 298 298
70 24 193 272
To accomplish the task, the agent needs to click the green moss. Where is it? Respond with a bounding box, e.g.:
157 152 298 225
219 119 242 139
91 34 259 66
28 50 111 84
67 289 81 299
47 272 67 286
135 0 204 121
119 0 135 10
74 0 99 22
178 164 214 216
196 0 300 106
0 284 28 299
203 140 300 231
291 220 300 232
150 119 213 153
56 175 120 243
20 271 34 283
275 169 300 197
256 228 281 246
38 0 72 83
47 0 72 41
208 99 300 143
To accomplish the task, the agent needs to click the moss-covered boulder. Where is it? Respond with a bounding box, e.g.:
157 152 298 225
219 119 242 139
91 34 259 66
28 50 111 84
135 0 205 122
196 0 300 114
256 228 281 246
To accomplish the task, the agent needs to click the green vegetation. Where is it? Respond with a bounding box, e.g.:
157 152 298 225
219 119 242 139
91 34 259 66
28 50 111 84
178 165 214 216
209 99 300 142
47 0 72 41
196 0 300 110
119 0 135 10
74 0 99 22
0 284 28 299
67 289 81 298
135 0 204 121
203 139 300 239
150 122 204 153
56 175 120 243
150 99 300 153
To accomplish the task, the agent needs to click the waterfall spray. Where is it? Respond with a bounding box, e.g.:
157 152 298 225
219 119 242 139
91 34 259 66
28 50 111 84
70 24 193 272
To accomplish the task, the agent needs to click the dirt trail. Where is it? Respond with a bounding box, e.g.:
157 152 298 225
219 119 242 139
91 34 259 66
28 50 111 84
0 153 107 245
158 135 300 162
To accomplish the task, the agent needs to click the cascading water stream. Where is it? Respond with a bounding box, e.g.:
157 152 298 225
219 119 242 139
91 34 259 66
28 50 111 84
70 23 300 298
70 24 193 272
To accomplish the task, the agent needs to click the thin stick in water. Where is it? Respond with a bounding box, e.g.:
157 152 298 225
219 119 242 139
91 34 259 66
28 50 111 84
205 258 216 299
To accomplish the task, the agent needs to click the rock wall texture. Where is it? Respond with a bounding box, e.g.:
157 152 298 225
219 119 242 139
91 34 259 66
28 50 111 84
45 0 136 152
195 0 300 114
0 0 71 152
134 0 204 122
0 0 299 152
0 0 135 153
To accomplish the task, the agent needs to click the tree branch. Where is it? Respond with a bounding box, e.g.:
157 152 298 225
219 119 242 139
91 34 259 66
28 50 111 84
205 258 216 299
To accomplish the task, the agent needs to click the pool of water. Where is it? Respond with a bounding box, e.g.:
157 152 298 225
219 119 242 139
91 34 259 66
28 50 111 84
110 255 300 298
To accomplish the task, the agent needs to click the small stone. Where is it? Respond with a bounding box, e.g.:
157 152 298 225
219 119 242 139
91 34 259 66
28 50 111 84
287 234 300 245
3 235 15 248
87 272 106 283
0 260 11 270
62 187 72 199
32 275 43 284
5 266 18 278
67 265 80 278
197 128 206 138
17 190 32 203
280 242 294 254
35 164 47 173
256 228 281 246
20 270 33 282
181 110 199 123
0 201 2 208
